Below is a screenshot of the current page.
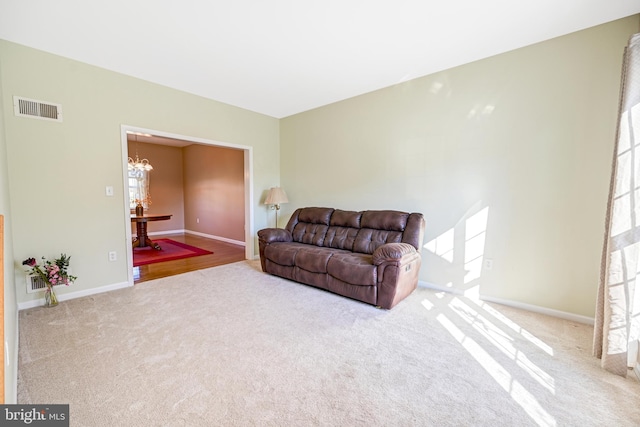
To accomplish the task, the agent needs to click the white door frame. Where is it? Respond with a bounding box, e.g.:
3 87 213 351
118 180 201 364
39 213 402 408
120 125 254 285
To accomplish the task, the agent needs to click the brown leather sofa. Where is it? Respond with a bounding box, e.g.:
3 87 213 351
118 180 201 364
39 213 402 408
258 207 425 309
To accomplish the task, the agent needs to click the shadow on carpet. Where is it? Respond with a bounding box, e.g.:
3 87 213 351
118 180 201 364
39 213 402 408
133 239 213 266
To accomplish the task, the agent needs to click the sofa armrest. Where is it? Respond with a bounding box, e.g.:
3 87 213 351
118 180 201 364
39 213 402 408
374 243 422 309
258 228 293 244
373 243 418 265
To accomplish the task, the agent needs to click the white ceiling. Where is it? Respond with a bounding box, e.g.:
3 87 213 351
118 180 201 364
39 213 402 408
1 1 639 118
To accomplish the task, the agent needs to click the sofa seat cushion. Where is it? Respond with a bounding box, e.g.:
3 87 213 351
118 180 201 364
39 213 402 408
327 253 377 286
263 242 307 266
295 246 338 273
264 243 355 275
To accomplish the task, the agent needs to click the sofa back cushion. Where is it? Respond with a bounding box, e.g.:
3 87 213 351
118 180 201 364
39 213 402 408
353 211 407 254
324 210 362 251
288 207 333 246
286 207 425 254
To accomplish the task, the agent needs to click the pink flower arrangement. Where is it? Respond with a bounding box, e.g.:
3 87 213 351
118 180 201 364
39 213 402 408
22 254 77 288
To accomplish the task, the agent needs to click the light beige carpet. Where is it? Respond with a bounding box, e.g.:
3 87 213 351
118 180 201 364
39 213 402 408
17 260 640 426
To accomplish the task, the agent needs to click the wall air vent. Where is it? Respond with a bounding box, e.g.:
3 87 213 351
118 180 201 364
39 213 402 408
13 96 63 122
26 274 68 293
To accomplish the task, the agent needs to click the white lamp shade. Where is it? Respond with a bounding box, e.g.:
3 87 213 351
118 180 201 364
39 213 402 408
264 187 289 205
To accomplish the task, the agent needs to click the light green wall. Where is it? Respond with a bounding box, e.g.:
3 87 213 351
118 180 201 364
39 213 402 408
280 16 640 318
0 39 280 305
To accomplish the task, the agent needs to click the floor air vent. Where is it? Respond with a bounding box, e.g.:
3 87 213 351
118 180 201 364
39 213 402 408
13 96 63 122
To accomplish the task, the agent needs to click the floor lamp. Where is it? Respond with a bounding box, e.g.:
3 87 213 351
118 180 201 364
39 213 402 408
264 187 289 228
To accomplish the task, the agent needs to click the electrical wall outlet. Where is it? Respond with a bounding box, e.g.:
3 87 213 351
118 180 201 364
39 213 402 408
108 251 117 262
484 259 493 270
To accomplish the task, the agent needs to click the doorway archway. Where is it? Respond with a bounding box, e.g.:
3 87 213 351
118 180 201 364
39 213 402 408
120 125 254 285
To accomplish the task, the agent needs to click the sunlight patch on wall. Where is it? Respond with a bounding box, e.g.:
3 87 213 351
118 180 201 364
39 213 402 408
464 207 489 284
424 204 490 291
467 103 496 119
424 228 454 263
429 81 444 95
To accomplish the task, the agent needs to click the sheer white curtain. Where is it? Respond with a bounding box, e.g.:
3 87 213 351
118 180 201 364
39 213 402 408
594 33 640 377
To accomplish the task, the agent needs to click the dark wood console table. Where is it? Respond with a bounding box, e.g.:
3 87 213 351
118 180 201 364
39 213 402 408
131 213 172 250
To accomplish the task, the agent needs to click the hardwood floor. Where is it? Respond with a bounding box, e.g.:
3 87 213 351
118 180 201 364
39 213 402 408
133 233 246 283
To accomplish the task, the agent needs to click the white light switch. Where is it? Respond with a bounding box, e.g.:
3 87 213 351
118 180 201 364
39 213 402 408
105 186 114 196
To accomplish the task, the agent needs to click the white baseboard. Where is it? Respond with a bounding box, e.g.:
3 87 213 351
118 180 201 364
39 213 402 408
418 280 594 325
146 228 245 247
17 280 131 311
480 294 594 325
419 281 468 296
148 229 184 236
184 229 245 247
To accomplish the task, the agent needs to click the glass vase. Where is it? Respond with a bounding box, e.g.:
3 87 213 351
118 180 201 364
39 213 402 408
44 285 59 308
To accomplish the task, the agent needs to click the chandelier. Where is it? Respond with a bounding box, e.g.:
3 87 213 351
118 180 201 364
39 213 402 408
128 154 153 172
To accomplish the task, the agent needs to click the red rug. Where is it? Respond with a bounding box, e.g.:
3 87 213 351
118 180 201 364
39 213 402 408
133 239 213 267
